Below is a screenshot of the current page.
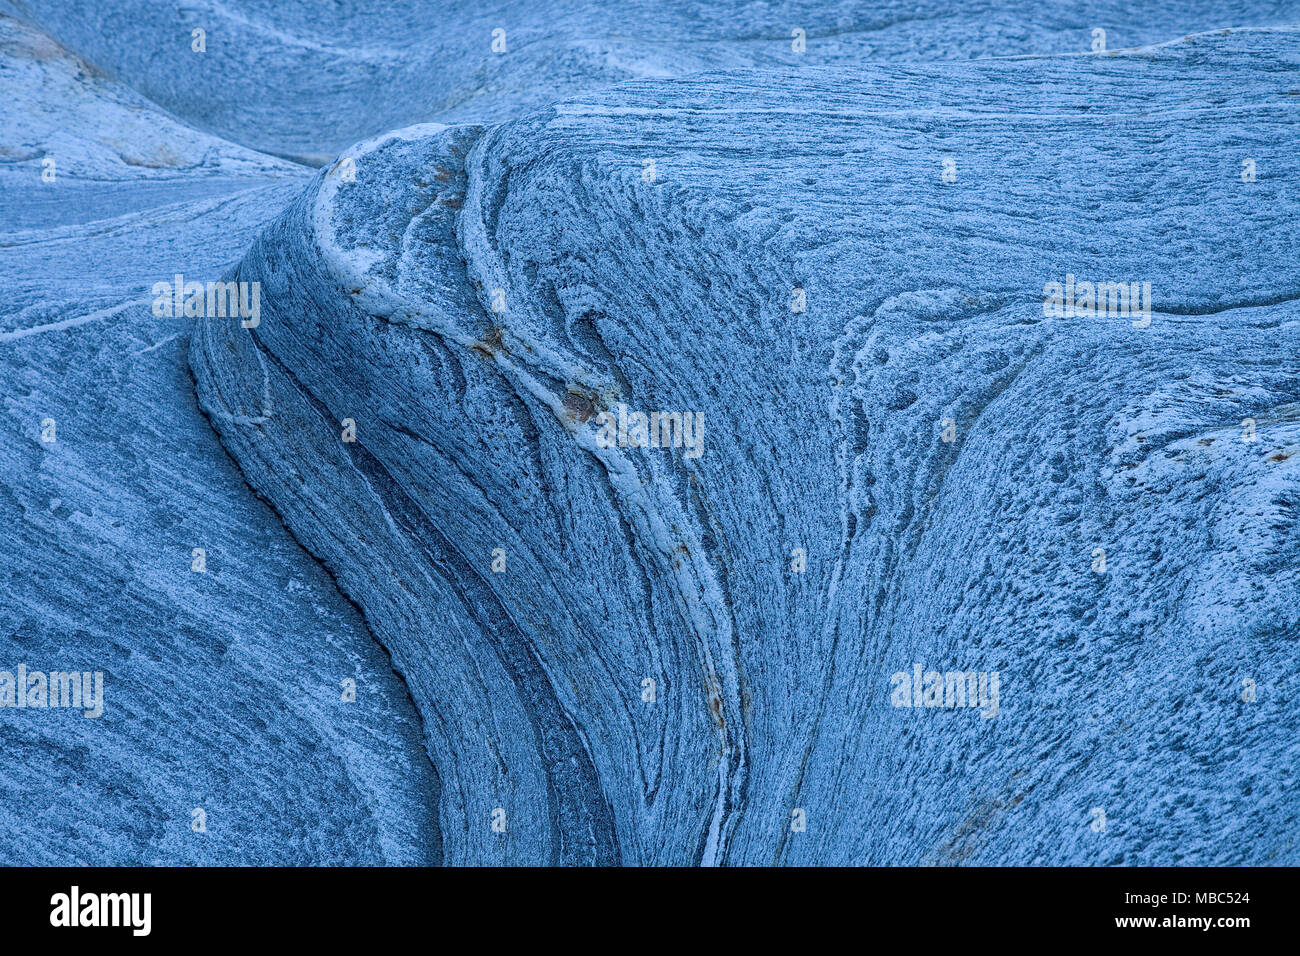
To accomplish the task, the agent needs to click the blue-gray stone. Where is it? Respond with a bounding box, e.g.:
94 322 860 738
3 1 1298 866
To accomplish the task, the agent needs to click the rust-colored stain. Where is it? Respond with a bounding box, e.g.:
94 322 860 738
704 676 726 731
562 391 594 424
471 326 504 358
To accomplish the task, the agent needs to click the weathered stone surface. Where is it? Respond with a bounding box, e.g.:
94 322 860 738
193 28 1300 864
5 0 1299 866
12 0 1294 160
0 13 439 864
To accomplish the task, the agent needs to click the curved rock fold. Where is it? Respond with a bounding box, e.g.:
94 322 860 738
192 30 1300 864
